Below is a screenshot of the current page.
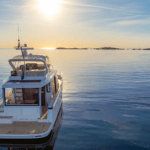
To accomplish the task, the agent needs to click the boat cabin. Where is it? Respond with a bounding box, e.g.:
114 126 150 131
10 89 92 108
0 51 61 122
1 74 60 121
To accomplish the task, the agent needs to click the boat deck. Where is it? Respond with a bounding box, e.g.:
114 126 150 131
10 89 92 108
0 121 51 135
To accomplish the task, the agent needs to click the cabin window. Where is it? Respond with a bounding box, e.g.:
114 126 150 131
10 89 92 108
54 76 57 93
51 76 59 98
5 88 39 106
46 82 51 93
45 57 53 70
46 57 50 66
51 78 56 98
41 86 45 106
54 76 59 93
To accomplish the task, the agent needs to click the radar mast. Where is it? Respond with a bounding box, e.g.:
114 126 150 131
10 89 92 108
18 24 20 48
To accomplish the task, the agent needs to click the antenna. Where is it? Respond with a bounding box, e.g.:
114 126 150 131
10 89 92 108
20 29 22 42
18 24 20 48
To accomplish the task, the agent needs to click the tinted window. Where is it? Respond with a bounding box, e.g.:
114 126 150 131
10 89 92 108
46 82 51 93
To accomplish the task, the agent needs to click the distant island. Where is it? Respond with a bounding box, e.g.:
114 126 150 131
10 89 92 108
56 47 66 49
56 47 150 50
142 48 150 50
94 47 125 50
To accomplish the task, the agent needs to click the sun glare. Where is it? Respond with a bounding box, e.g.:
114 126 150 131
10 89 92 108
38 0 62 16
41 48 56 50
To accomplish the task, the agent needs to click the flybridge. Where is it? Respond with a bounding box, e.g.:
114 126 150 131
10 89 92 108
8 56 52 77
8 44 54 78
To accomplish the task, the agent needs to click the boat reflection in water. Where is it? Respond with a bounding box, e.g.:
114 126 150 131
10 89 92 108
4 105 63 150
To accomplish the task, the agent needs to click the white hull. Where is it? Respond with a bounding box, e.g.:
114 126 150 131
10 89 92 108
0 86 62 140
0 104 63 148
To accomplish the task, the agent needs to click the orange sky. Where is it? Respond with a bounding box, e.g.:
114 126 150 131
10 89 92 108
0 0 150 48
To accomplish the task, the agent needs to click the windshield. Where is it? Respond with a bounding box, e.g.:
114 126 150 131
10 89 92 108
10 60 46 71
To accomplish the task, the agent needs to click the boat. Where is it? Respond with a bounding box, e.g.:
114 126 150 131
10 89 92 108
0 39 63 148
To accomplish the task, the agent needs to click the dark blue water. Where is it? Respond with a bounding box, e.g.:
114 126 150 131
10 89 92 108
0 49 150 150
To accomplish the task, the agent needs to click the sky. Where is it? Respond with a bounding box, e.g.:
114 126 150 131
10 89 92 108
0 0 150 48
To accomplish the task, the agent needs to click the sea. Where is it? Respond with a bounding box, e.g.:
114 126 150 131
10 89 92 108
0 48 150 150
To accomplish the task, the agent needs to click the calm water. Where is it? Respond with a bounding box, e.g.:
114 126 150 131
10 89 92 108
0 49 150 150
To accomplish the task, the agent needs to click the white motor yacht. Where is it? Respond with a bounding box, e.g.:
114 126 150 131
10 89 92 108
0 42 63 148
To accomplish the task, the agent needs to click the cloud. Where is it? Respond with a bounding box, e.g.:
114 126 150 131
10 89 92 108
63 1 122 11
113 19 150 26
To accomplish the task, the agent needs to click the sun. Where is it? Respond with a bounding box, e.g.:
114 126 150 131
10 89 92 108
38 0 62 16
